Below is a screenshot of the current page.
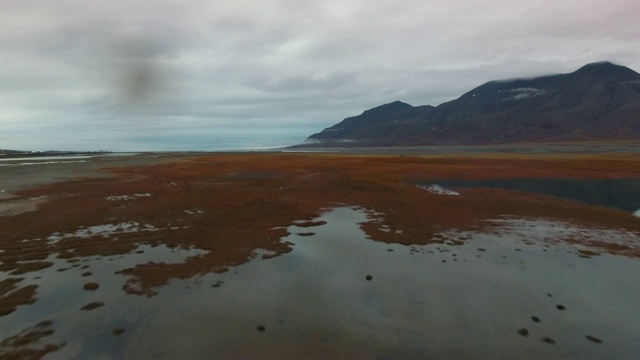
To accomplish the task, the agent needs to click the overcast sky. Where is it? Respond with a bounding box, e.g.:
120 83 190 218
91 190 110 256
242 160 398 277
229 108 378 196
1 0 639 151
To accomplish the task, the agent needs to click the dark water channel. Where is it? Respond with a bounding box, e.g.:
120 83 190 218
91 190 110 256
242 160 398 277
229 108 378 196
428 178 640 214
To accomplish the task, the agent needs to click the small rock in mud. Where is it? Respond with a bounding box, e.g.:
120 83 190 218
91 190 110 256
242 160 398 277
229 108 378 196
83 282 99 291
365 275 373 281
441 260 446 263
517 328 529 337
477 248 486 252
541 336 556 345
531 316 541 323
135 250 144 254
547 293 552 297
586 335 603 344
211 281 223 288
556 304 566 311
113 327 125 335
257 325 266 332
387 249 394 252
80 302 104 311
81 272 92 277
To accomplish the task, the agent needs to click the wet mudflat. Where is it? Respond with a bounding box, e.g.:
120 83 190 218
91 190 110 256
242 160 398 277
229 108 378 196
2 208 639 359
1 152 640 358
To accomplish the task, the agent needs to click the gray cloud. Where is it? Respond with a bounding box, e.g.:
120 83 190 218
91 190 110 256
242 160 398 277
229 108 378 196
0 0 639 150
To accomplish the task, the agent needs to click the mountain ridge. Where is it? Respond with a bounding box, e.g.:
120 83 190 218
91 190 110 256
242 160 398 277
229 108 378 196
303 61 640 146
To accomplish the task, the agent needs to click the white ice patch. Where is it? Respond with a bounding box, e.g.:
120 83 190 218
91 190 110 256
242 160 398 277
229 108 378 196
251 248 279 260
105 193 151 201
634 209 640 218
46 222 159 243
502 87 545 101
378 224 403 234
417 184 460 196
184 209 205 216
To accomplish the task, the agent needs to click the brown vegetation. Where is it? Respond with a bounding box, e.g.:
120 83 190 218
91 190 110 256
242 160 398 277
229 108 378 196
0 320 65 360
1 153 639 299
0 279 37 316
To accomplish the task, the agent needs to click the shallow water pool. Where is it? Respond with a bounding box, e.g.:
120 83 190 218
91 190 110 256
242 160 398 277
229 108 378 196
2 207 639 359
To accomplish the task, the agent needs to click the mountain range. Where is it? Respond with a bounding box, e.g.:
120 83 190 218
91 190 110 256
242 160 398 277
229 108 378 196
303 62 640 146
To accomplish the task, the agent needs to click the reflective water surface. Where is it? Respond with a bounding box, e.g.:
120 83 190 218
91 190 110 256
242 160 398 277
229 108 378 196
2 208 639 359
429 178 640 213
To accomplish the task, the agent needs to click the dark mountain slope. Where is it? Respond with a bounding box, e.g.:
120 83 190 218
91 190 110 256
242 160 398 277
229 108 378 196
305 62 640 146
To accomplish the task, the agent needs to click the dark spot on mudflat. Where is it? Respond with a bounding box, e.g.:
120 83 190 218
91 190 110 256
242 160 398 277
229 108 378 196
80 302 104 311
297 232 315 237
556 304 566 311
365 275 373 281
257 325 266 332
56 268 69 272
586 335 603 344
296 220 327 228
515 248 522 251
113 327 125 335
211 281 223 288
83 282 99 291
531 316 541 323
478 248 486 252
547 293 552 297
441 260 446 263
81 272 92 277
387 249 394 252
517 328 529 337
135 250 144 254
541 336 556 344
578 249 600 257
